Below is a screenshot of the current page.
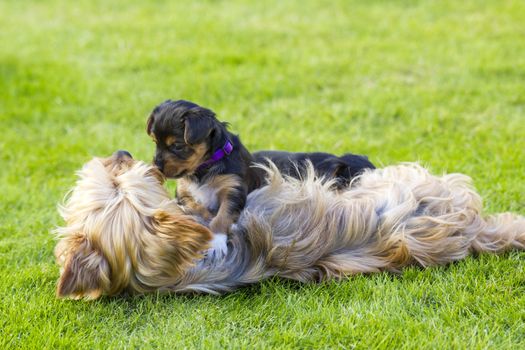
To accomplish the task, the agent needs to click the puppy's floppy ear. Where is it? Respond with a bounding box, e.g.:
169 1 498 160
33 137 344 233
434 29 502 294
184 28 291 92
183 107 216 145
55 236 110 300
146 113 154 135
150 211 213 275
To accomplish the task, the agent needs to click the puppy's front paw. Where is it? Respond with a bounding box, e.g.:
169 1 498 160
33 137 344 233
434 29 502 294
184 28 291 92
206 233 228 260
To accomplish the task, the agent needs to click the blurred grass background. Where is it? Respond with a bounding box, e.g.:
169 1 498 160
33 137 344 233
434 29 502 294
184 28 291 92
1 0 524 348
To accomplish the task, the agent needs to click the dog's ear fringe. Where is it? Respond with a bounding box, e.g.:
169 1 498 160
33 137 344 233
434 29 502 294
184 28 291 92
151 211 213 255
55 236 110 300
112 211 214 290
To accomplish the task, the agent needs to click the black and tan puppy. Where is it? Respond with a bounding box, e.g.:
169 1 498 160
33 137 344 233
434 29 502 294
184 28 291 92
147 100 261 257
147 100 376 257
253 151 375 190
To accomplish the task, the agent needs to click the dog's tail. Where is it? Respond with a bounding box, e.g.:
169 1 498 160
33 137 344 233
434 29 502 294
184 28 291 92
471 213 525 253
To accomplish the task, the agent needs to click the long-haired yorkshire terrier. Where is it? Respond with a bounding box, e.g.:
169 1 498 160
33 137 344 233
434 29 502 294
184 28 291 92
54 151 525 299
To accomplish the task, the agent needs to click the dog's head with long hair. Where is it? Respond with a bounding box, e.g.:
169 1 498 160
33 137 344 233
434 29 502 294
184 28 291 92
54 151 213 299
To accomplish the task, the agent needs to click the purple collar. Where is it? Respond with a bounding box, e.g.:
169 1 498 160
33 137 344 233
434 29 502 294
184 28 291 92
197 140 234 170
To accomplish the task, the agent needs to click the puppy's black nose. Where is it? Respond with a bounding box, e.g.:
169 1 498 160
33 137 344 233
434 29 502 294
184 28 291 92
154 157 164 172
114 150 133 159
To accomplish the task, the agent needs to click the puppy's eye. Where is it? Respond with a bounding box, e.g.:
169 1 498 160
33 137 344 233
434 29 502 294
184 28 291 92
171 143 187 151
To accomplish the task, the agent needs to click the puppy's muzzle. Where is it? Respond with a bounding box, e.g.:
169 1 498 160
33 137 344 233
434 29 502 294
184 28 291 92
154 156 164 172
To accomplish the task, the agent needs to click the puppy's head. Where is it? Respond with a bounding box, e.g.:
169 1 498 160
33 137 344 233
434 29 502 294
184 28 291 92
146 100 225 178
54 150 213 299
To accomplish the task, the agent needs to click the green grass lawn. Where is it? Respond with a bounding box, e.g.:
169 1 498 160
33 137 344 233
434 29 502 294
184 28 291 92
1 0 524 348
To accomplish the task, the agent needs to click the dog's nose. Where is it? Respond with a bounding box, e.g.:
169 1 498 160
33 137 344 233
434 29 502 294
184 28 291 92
154 157 164 172
114 150 133 159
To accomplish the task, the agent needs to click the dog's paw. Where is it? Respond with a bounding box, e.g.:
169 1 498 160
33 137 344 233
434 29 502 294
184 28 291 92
206 233 228 260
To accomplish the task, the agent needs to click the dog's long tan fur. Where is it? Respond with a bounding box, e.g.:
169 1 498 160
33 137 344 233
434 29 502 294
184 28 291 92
54 155 525 299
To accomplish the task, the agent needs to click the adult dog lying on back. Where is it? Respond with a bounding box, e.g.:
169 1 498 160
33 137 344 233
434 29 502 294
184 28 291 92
54 151 525 299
